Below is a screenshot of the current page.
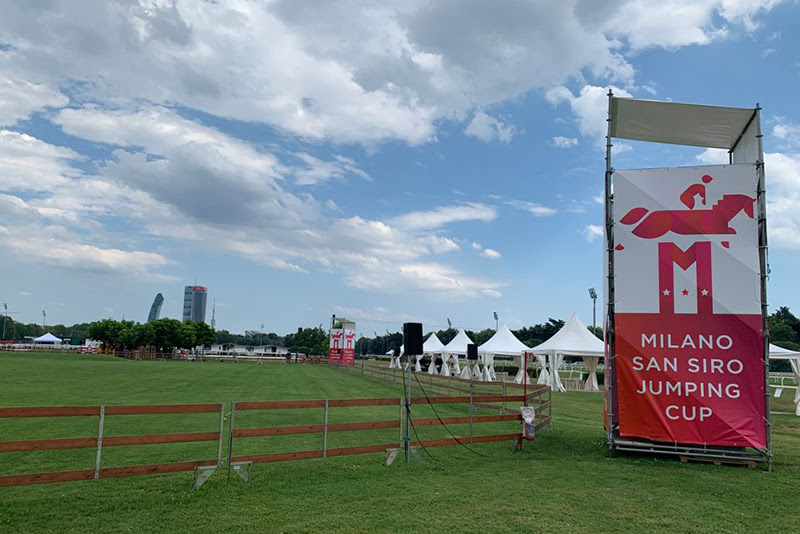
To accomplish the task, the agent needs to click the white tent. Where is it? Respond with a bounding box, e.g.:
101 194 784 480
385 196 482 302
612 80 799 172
34 333 62 344
423 333 445 374
388 345 403 370
479 324 529 383
443 330 474 378
530 314 604 392
770 343 800 417
423 333 444 353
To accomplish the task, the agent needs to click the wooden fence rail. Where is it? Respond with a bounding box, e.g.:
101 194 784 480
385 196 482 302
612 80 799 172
227 391 551 470
0 389 551 488
0 403 224 488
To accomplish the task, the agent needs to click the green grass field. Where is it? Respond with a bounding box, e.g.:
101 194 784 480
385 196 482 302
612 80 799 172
0 352 798 534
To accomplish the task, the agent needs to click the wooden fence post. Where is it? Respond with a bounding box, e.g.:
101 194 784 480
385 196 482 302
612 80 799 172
94 405 105 480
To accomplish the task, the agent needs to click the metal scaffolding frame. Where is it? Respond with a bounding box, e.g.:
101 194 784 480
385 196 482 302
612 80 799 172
604 92 771 469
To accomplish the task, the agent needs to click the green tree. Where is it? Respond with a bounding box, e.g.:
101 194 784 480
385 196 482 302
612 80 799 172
290 326 328 354
465 328 496 346
587 326 603 340
177 323 197 349
150 318 183 352
87 319 125 350
191 321 216 346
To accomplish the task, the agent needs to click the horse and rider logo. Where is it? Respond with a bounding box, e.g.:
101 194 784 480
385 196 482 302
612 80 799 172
619 174 755 240
617 173 756 315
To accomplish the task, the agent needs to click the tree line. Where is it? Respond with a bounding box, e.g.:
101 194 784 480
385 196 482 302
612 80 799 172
3 308 799 361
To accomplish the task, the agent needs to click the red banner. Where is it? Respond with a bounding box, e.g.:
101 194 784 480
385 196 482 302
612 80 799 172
329 329 343 364
616 313 764 447
342 329 356 365
612 164 765 448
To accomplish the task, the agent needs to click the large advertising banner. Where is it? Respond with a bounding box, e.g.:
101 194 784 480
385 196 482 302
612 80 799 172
343 329 356 364
329 328 343 364
613 164 765 448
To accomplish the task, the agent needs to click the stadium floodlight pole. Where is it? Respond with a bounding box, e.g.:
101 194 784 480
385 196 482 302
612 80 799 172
588 288 597 329
2 303 6 340
493 311 498 331
42 310 46 329
260 323 264 347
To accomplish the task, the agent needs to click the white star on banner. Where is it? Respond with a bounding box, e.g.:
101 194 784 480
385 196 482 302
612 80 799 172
662 289 670 296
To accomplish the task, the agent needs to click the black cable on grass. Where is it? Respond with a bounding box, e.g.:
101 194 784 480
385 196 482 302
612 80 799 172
402 361 436 461
413 371 484 457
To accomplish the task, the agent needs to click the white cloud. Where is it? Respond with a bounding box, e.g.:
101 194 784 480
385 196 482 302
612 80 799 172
0 222 171 276
582 225 604 243
390 203 497 231
0 1 781 148
471 241 482 250
481 248 501 259
604 0 782 50
505 199 558 217
293 153 370 186
481 288 502 298
0 130 82 192
419 235 460 254
772 120 800 150
551 136 579 148
465 111 516 143
55 106 282 177
0 79 68 126
19 291 31 296
765 151 800 249
546 84 632 147
696 148 730 165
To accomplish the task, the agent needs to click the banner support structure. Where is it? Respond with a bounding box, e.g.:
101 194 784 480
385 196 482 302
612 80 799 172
604 89 616 455
754 104 772 471
604 94 771 467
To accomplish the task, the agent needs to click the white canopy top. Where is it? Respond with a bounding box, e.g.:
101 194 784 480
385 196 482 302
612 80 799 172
442 330 474 355
769 343 800 360
34 332 62 343
423 332 445 353
610 97 756 150
478 324 529 356
530 314 604 358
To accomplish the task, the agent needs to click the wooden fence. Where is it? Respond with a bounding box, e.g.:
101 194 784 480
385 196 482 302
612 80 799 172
341 360 552 417
226 392 549 467
0 390 550 488
0 403 224 487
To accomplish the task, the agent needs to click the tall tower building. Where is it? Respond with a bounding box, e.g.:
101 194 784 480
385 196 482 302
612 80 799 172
182 286 208 322
147 293 164 322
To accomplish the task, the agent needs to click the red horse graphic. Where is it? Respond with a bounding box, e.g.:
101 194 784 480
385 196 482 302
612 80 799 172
620 194 755 239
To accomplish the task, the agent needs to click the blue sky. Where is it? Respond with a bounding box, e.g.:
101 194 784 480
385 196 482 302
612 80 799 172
1 1 799 336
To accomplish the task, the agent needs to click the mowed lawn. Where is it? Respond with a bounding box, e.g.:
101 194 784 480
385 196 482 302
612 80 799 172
0 353 798 534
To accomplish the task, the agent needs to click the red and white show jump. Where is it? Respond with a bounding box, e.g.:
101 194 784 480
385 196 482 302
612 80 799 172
613 164 765 448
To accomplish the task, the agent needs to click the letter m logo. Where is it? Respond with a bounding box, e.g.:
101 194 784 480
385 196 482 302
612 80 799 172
658 242 713 315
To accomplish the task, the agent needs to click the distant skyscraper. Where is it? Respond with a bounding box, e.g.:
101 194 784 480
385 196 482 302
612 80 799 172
182 286 208 322
147 293 164 323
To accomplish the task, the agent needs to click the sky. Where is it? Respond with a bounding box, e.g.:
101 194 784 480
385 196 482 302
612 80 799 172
1 0 800 336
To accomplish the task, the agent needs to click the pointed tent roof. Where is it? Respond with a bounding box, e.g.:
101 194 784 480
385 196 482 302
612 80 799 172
34 332 62 343
442 330 474 355
423 332 445 353
478 324 529 356
530 314 604 357
769 343 800 360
